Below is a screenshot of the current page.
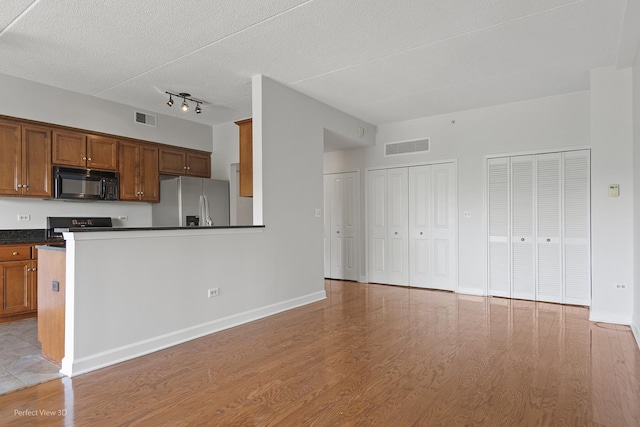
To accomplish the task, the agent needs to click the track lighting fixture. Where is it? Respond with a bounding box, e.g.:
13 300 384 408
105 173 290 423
165 91 204 115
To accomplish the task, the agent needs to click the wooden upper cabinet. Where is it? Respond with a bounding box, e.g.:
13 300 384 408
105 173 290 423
87 135 117 171
235 118 252 197
186 152 210 177
0 120 51 197
22 126 52 198
0 121 22 196
117 140 159 202
52 131 117 171
159 147 210 178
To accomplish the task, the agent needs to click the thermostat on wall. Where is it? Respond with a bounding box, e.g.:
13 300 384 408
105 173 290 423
608 184 619 197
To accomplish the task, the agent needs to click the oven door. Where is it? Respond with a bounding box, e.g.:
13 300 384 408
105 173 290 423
54 170 104 200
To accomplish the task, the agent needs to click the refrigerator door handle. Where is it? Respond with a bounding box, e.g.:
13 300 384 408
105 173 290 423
203 195 213 226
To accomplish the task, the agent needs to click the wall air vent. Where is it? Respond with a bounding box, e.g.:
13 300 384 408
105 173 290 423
134 111 157 127
384 138 430 157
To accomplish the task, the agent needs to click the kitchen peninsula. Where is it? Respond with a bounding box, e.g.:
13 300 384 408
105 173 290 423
35 223 329 378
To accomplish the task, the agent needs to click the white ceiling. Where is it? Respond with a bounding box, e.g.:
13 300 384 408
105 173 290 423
0 0 637 133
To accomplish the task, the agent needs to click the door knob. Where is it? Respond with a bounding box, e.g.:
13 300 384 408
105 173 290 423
419 232 423 235
546 238 551 242
521 238 525 242
394 232 398 235
336 231 340 234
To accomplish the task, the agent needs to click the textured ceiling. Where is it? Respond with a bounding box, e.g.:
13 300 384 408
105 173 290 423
0 0 635 135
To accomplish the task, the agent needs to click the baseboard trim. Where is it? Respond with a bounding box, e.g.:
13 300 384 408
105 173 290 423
456 287 486 296
588 311 632 326
61 290 327 377
632 321 640 351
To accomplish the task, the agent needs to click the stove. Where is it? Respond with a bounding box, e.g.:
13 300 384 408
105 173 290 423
46 217 113 240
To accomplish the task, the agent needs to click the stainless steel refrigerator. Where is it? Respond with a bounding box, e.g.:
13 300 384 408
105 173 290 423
152 176 230 227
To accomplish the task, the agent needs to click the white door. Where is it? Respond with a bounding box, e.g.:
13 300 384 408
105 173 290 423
386 168 409 285
536 152 563 303
340 172 359 281
324 172 359 281
367 168 409 286
368 169 388 284
562 150 591 305
487 157 510 297
510 155 536 300
409 163 457 290
323 175 332 278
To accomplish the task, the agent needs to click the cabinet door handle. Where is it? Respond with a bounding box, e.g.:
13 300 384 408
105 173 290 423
82 156 87 160
27 268 31 272
12 251 19 256
87 157 92 161
32 267 37 272
17 184 22 188
187 167 191 170
184 166 187 170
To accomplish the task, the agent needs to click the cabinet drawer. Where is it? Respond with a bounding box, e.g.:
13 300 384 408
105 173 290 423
0 245 32 262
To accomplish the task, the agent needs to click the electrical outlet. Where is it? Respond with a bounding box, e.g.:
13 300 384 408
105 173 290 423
17 214 30 221
463 211 472 219
118 216 128 221
207 288 220 298
614 284 627 290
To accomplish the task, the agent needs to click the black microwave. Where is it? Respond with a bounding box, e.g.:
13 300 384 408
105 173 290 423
53 166 119 200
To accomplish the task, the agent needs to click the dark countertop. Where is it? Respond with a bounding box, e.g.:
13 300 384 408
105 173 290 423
60 225 265 233
0 226 264 245
0 229 63 245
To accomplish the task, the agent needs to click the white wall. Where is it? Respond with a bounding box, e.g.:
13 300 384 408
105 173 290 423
0 73 213 229
62 76 370 375
633 51 640 346
590 67 634 324
211 122 240 181
325 91 591 295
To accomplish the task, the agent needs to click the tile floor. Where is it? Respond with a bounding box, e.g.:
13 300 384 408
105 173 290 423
0 318 62 395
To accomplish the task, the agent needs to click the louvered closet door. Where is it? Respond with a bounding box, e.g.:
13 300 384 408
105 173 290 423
488 158 510 297
510 156 536 300
563 150 591 305
387 168 409 285
536 153 563 303
409 163 457 290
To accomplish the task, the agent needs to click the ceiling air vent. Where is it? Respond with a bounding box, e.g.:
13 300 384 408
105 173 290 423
134 111 157 127
384 138 430 156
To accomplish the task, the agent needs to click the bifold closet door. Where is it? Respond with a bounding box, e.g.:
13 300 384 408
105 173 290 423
562 150 590 305
324 172 359 281
368 168 409 286
486 150 591 306
488 157 510 297
409 163 457 291
536 152 562 303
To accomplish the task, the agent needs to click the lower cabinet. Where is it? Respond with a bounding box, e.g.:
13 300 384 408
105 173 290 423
0 245 37 319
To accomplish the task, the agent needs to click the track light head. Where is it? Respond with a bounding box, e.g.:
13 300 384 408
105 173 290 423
165 91 203 115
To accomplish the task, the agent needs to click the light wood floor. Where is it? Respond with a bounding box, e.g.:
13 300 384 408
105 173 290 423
1 280 639 426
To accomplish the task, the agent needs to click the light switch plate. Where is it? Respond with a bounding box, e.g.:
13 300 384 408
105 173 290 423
608 184 619 197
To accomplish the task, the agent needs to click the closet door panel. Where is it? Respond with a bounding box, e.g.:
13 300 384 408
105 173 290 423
343 172 359 281
368 170 388 284
511 156 536 300
429 163 456 290
323 175 332 278
488 158 510 297
536 153 562 303
387 168 409 285
563 150 591 304
330 176 344 279
409 165 430 287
